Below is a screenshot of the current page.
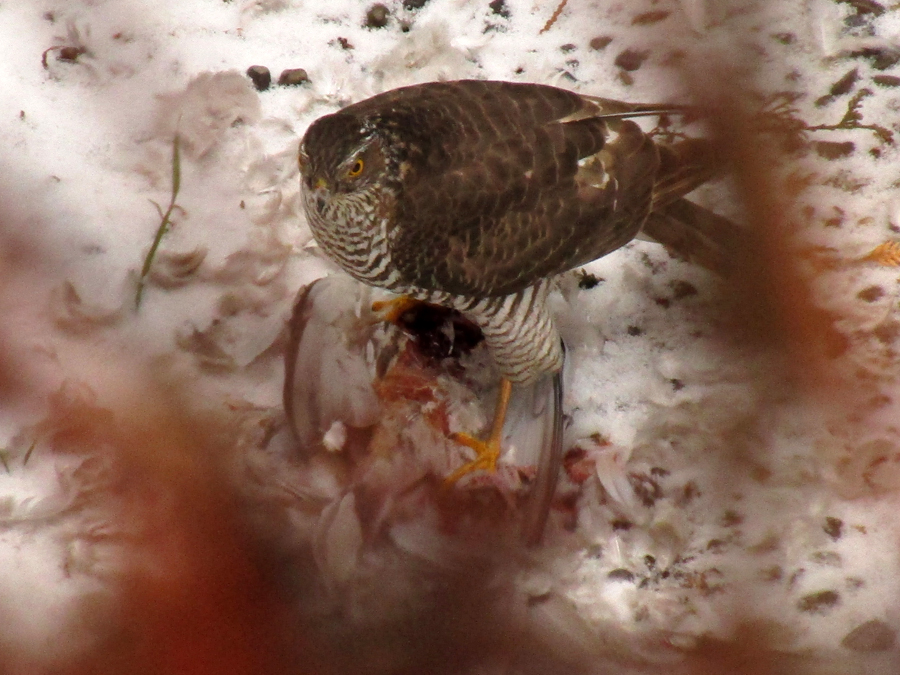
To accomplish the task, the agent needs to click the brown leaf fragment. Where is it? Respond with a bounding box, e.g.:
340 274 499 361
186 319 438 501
589 36 612 51
814 141 854 159
632 10 669 25
147 248 207 288
850 47 900 71
52 281 124 333
830 68 859 97
874 74 900 88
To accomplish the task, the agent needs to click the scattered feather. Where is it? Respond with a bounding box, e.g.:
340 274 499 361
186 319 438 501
147 247 207 288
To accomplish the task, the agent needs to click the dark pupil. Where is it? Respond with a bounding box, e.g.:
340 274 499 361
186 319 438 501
352 161 362 173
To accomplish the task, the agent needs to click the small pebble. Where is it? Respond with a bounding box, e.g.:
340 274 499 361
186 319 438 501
246 65 271 91
590 36 612 50
365 3 390 28
278 68 309 87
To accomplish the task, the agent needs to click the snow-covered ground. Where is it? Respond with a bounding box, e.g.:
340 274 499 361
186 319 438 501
1 0 900 672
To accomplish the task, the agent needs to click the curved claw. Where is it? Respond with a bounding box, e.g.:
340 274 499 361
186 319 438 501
443 432 502 485
371 295 420 324
444 378 513 486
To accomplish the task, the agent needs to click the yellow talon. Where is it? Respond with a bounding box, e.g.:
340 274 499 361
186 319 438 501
444 378 513 486
444 433 502 484
371 295 420 323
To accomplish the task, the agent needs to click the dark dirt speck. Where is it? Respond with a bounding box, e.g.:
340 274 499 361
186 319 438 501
614 48 649 71
815 141 855 159
857 285 884 302
824 517 843 541
797 590 840 614
607 568 635 582
589 35 612 51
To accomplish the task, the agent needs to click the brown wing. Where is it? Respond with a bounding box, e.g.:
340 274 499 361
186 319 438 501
354 80 667 298
406 117 659 298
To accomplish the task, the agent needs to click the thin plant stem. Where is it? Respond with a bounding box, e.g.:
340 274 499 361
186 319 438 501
135 134 181 310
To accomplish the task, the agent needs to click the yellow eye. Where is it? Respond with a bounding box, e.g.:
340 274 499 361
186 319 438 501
347 158 364 177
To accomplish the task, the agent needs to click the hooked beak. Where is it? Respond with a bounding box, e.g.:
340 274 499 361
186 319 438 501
306 177 329 213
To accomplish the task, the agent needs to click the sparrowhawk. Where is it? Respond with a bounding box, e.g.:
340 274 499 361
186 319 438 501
297 79 732 500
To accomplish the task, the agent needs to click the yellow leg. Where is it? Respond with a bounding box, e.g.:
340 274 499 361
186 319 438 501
444 378 513 485
371 296 512 485
371 295 420 323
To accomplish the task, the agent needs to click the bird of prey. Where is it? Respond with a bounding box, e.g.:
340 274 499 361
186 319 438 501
297 79 735 516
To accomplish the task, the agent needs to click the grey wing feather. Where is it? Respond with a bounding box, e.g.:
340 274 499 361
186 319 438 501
521 367 565 546
284 277 381 450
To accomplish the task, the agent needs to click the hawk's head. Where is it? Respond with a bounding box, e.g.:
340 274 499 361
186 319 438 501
299 112 389 197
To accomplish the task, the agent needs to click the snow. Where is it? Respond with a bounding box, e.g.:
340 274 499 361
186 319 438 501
1 0 900 672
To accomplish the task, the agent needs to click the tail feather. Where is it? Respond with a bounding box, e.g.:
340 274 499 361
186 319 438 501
652 138 721 207
642 197 746 277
